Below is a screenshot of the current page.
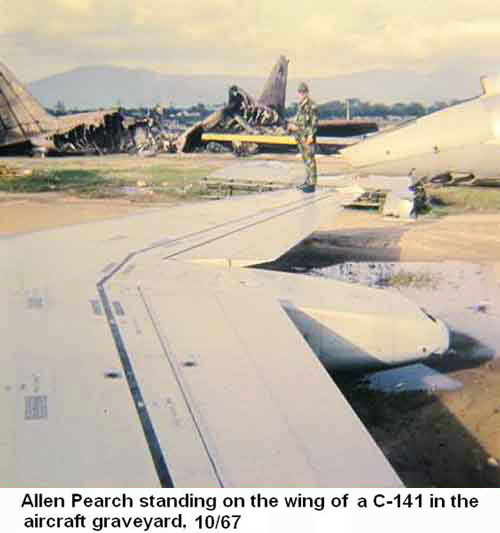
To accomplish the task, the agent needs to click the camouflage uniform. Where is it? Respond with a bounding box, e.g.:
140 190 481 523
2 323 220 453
294 94 318 186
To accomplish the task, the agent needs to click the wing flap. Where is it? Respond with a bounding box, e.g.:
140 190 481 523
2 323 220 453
108 268 401 487
175 189 359 265
105 283 223 487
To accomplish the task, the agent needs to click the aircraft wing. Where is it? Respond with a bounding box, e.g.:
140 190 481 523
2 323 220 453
0 188 402 487
170 188 350 265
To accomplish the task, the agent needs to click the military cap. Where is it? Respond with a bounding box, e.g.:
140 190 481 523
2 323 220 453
297 82 309 94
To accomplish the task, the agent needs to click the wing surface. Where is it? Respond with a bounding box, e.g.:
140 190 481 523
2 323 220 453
104 259 402 487
0 187 400 487
168 189 360 265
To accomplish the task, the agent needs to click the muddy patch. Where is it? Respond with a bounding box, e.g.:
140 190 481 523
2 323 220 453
273 225 500 487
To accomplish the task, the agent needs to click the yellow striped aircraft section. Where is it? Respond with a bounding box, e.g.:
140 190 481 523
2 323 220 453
201 133 341 146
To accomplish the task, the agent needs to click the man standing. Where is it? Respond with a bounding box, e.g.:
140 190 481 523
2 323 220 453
288 82 318 192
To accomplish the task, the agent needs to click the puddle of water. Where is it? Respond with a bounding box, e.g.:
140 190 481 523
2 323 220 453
308 261 440 289
304 260 499 386
309 261 500 359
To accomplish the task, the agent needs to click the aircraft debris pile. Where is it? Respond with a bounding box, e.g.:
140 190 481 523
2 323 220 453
175 92 286 153
199 86 286 156
335 175 429 219
51 111 130 155
176 56 290 153
127 114 177 156
201 141 232 154
176 56 378 155
0 61 171 157
213 85 285 134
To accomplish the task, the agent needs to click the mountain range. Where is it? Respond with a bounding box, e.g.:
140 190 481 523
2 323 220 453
27 64 488 109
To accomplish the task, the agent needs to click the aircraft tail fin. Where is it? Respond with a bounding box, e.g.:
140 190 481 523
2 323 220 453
258 55 289 117
0 61 56 146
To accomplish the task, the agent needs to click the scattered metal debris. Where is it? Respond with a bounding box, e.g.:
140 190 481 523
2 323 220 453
341 178 428 218
199 176 286 198
425 172 500 188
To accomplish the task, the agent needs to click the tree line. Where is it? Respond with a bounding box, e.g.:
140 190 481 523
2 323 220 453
50 98 470 121
285 98 470 119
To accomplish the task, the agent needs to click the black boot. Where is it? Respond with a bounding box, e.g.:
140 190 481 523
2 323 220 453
297 183 316 193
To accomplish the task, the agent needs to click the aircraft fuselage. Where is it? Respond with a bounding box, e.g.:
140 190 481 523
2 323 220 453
341 81 500 179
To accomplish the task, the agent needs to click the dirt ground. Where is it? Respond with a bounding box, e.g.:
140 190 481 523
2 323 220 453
305 209 500 487
0 153 230 234
1 153 499 487
0 192 153 235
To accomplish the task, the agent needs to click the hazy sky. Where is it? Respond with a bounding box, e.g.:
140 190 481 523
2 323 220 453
2 0 500 82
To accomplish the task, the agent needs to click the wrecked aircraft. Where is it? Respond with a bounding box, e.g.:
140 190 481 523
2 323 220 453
1 56 379 157
176 56 378 153
340 74 500 182
176 56 290 153
0 61 164 156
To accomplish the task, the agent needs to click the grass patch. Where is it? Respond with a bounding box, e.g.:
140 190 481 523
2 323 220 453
379 269 440 289
0 165 218 200
148 165 216 186
0 169 108 194
427 186 500 214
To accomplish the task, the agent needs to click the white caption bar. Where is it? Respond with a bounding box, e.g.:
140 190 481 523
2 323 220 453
0 488 496 532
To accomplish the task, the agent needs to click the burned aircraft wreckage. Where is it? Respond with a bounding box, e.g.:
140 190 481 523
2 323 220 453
175 56 290 153
175 56 378 154
1 57 377 157
0 61 172 157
